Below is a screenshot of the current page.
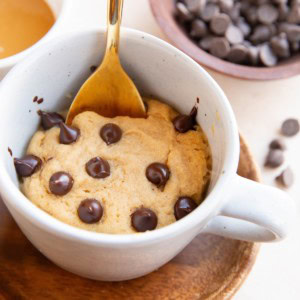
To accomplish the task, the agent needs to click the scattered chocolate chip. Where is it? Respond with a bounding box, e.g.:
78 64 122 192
146 163 170 188
38 110 65 130
257 4 279 24
269 139 286 150
265 149 284 168
90 65 98 73
49 171 74 196
78 199 103 224
210 13 231 35
86 157 110 179
225 25 244 44
8 147 12 157
227 44 248 63
100 123 122 145
37 98 44 104
281 118 299 136
59 123 80 144
33 96 38 103
131 208 158 232
275 168 294 188
259 44 278 67
210 37 230 58
14 155 42 177
174 196 198 220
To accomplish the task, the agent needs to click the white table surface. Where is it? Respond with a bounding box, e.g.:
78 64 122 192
57 1 300 299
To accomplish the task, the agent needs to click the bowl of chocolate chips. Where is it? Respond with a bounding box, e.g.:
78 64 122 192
149 0 300 80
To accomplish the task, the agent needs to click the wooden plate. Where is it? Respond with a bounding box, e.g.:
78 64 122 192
0 136 260 299
149 0 300 80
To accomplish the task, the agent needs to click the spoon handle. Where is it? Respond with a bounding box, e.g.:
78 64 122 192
106 0 124 55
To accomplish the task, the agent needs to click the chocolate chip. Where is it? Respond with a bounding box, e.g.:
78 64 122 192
276 168 294 188
90 65 98 73
190 19 207 38
173 106 197 133
250 25 271 44
174 196 198 220
14 155 42 177
219 0 233 13
247 46 260 65
259 44 278 67
257 4 279 24
100 123 122 145
176 2 193 22
184 0 203 14
59 123 80 144
210 14 231 35
281 118 299 136
49 172 74 196
265 149 284 168
244 6 258 25
131 208 158 232
38 111 65 130
271 35 290 58
78 199 103 224
210 37 230 58
33 96 38 103
269 139 286 150
86 157 110 179
37 98 44 104
227 44 248 63
291 41 300 52
278 3 289 21
279 23 300 42
199 36 214 50
200 3 219 22
146 163 170 188
225 25 244 44
228 3 241 22
236 18 251 37
8 147 12 157
287 4 300 23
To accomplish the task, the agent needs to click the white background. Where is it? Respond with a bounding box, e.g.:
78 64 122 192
56 1 300 299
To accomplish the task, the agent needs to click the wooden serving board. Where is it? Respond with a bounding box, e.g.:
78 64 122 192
0 136 260 300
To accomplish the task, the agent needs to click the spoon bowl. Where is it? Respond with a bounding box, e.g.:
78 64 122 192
66 0 145 124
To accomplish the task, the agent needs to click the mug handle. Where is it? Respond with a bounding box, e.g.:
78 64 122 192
203 175 296 242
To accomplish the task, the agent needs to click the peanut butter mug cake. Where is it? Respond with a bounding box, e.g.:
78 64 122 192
14 99 211 234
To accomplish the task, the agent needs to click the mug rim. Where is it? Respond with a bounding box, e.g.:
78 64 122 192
0 0 72 68
0 28 240 246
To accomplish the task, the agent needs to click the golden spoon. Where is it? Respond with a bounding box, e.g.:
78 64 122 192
66 0 146 125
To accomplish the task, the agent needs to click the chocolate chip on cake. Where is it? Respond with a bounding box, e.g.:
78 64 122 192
14 155 42 177
281 118 299 136
38 111 64 130
78 199 103 224
131 207 158 232
100 123 122 145
59 123 80 144
49 171 74 196
265 149 284 168
269 139 286 150
173 106 197 133
86 157 110 179
210 13 231 35
174 196 198 220
146 163 170 188
275 168 294 188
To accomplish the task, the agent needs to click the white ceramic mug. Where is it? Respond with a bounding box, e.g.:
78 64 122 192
0 28 296 281
0 0 72 80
